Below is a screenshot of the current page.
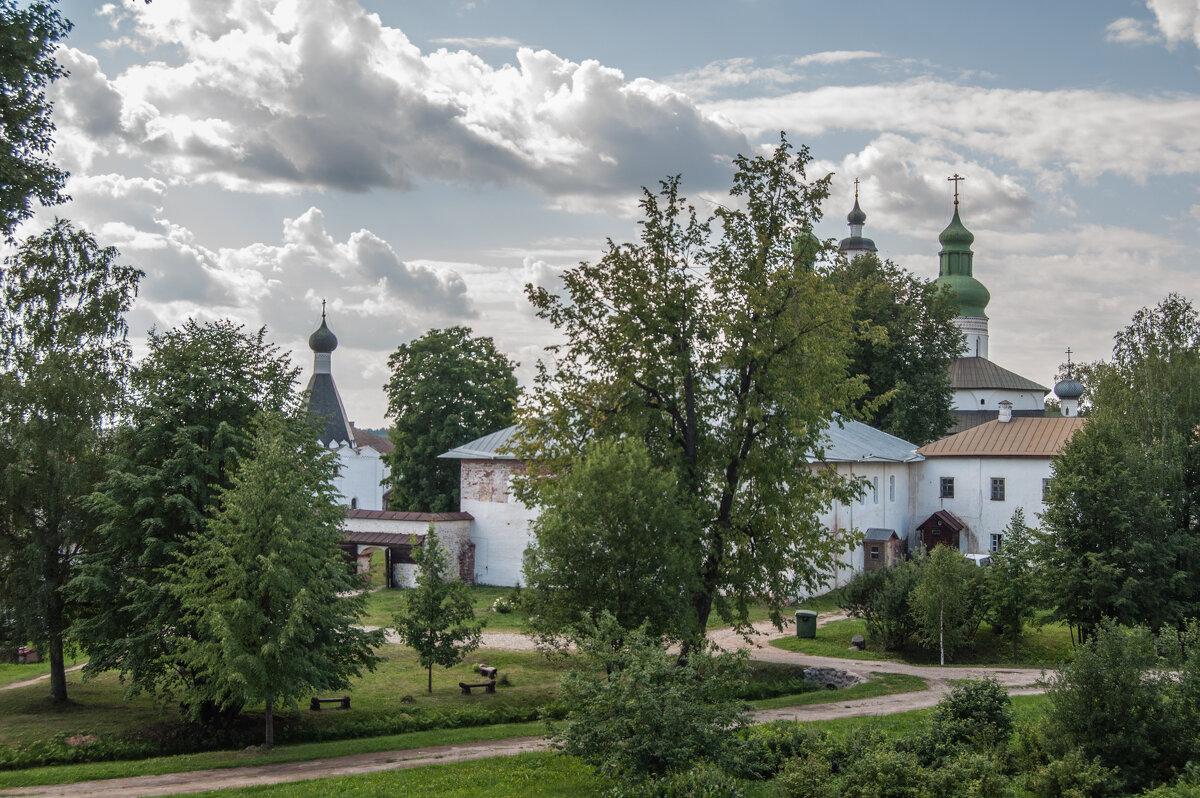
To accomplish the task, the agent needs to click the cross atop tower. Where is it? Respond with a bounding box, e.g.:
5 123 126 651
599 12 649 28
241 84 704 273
948 173 965 207
854 177 860 201
1065 346 1073 377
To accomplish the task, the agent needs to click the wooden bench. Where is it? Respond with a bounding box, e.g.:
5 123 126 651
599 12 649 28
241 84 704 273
478 666 498 679
459 680 496 695
310 696 351 710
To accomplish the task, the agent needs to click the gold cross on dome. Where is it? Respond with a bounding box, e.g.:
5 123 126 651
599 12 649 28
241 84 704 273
948 173 965 206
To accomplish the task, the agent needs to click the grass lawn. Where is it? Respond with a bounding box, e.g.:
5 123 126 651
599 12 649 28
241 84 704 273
748 671 926 710
771 617 1074 667
0 653 84 689
360 585 532 632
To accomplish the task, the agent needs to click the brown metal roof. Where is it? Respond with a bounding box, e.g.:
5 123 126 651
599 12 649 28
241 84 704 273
344 508 473 522
351 424 395 454
949 357 1049 393
342 530 423 547
918 416 1086 458
948 409 1045 435
917 510 965 533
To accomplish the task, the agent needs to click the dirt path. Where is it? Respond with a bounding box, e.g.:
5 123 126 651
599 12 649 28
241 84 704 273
0 664 86 693
0 613 1050 797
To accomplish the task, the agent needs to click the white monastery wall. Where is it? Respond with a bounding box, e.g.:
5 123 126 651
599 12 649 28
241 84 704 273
460 460 536 586
334 444 390 511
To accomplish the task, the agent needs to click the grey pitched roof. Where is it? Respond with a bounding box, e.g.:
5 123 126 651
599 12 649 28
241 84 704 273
810 416 923 464
949 408 1046 435
864 527 899 541
440 419 921 465
439 425 519 460
950 357 1048 393
305 372 354 448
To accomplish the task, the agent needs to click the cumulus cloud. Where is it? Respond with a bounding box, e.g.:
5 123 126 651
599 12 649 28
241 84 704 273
1106 17 1162 44
665 51 882 100
431 36 521 49
55 0 745 201
706 81 1200 183
795 50 882 67
1108 1 1200 49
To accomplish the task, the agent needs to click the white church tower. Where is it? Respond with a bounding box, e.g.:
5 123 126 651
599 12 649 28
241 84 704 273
304 305 391 510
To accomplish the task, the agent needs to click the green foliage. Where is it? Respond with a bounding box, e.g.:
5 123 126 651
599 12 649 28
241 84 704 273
71 319 299 714
384 326 518 512
985 509 1040 664
929 677 1013 748
1023 747 1121 798
909 546 982 664
392 527 482 693
650 762 747 798
0 1 70 238
523 436 701 644
839 559 920 650
551 613 750 782
0 220 140 702
1043 619 1192 793
1041 294 1200 637
516 137 864 644
174 412 383 747
827 253 961 445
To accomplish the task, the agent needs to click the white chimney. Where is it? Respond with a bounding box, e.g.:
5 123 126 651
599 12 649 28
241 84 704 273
998 400 1013 423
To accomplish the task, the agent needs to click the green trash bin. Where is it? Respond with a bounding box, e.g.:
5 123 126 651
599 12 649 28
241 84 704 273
795 610 818 639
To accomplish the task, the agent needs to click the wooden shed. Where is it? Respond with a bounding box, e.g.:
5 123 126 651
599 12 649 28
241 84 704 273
917 510 965 552
863 528 907 571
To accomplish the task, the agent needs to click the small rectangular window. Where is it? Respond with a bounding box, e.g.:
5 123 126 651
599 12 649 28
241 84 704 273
873 477 879 504
1042 478 1052 501
869 545 880 560
991 478 1006 501
990 533 1003 552
940 477 954 499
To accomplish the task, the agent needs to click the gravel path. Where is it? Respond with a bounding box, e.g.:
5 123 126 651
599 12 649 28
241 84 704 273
0 612 1050 797
0 664 87 693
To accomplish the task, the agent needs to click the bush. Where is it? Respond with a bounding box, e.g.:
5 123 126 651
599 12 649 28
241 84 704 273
1023 747 1121 798
1043 619 1189 793
839 560 920 650
734 722 826 779
930 677 1013 747
491 596 513 614
654 762 746 798
550 613 750 782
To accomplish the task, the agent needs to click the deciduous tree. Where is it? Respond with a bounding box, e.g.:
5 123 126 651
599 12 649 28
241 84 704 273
0 0 70 238
909 545 979 665
72 320 299 716
515 138 862 644
827 253 961 445
0 220 140 701
384 327 518 513
392 527 481 693
175 412 382 747
523 436 701 644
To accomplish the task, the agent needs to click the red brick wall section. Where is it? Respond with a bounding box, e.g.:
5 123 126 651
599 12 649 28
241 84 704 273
460 460 527 503
458 542 476 584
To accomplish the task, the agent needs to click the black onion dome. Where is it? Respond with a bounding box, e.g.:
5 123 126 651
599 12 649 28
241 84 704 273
847 198 867 225
309 317 338 353
1054 378 1084 400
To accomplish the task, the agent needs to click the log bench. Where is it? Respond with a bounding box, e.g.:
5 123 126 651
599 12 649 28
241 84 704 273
459 680 496 695
310 696 351 710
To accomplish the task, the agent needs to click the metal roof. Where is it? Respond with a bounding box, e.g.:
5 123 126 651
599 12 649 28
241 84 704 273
439 425 519 460
864 527 899 541
341 530 423 547
305 372 355 448
344 508 473 522
811 416 923 464
441 419 921 465
950 357 1049 393
351 425 394 454
948 408 1044 435
918 416 1085 458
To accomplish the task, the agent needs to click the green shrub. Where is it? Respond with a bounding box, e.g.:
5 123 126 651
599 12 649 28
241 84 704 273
654 762 746 798
930 677 1013 747
1023 747 1121 798
839 560 920 651
734 722 826 779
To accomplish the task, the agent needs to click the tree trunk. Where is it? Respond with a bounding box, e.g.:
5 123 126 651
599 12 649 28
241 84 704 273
47 631 67 703
939 604 945 666
265 696 274 749
1012 630 1018 666
427 664 432 693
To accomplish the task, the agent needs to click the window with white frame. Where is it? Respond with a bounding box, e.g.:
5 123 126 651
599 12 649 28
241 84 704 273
1042 478 1052 501
990 533 1003 552
991 478 1006 501
940 477 954 499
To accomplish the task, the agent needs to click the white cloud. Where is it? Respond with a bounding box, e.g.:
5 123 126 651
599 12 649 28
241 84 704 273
56 0 746 202
431 36 521 49
1147 0 1200 48
1105 17 1162 44
706 81 1200 183
794 50 882 67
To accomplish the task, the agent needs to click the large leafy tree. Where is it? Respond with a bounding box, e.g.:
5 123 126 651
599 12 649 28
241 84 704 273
909 544 980 665
1040 294 1200 640
71 320 299 714
175 412 383 748
515 138 862 644
523 436 701 643
392 526 482 693
827 253 960 445
0 220 140 702
0 0 70 239
384 327 518 513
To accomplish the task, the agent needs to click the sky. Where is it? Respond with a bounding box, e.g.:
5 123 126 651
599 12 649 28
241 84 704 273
30 0 1200 429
